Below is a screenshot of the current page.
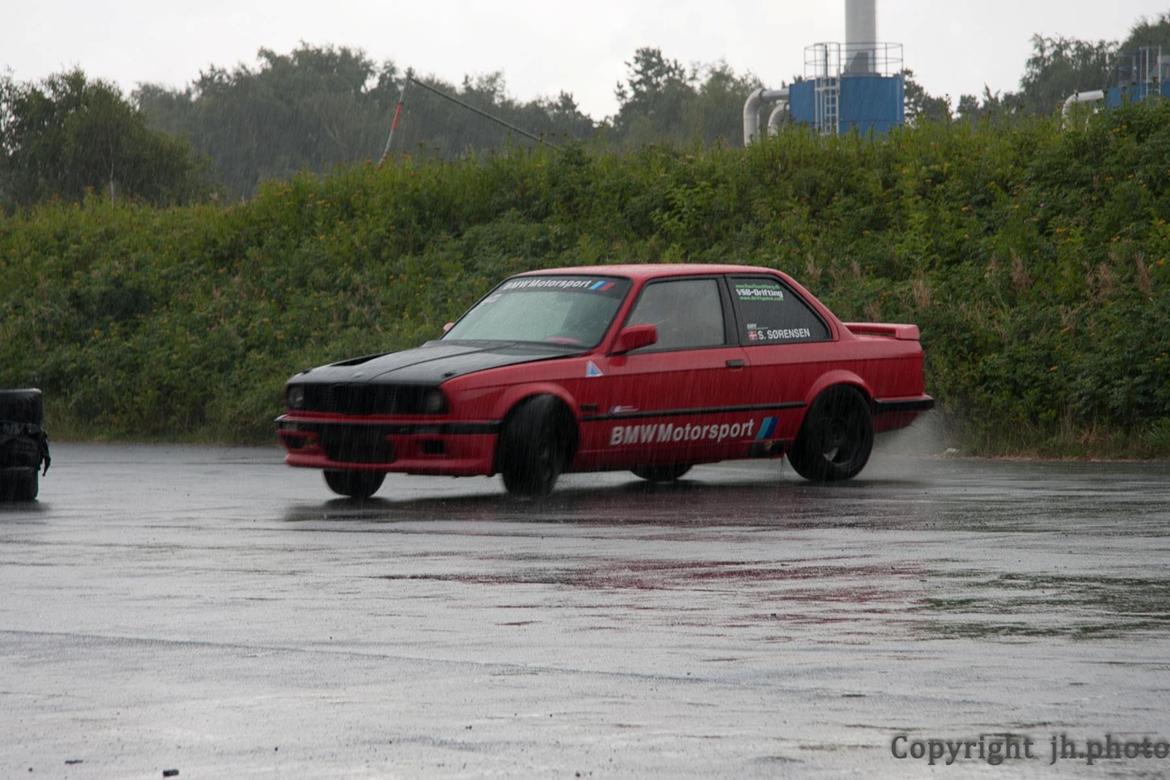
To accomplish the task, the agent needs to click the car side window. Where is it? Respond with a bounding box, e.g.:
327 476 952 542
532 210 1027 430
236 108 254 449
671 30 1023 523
730 276 830 344
627 279 726 351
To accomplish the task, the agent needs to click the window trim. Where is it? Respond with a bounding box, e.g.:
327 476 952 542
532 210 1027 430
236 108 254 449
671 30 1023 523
727 274 832 347
616 275 735 355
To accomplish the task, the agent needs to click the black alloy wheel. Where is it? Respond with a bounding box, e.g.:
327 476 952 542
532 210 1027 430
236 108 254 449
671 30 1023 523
787 386 874 482
499 396 573 498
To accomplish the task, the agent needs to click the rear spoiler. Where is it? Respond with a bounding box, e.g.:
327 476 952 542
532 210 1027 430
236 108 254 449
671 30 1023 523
843 322 920 341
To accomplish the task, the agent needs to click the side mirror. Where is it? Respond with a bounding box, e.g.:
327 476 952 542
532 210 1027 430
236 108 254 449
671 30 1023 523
442 321 455 335
612 324 657 355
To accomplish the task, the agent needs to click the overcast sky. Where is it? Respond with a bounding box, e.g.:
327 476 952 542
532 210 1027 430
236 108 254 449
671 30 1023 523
4 1 1167 117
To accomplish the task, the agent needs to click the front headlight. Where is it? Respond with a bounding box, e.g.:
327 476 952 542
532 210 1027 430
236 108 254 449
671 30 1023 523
421 388 446 414
286 384 306 410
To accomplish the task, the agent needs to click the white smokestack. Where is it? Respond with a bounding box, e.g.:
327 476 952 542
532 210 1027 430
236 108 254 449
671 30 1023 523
844 0 877 73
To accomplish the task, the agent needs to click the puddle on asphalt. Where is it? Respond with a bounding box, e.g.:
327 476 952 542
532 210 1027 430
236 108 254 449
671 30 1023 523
918 572 1170 639
377 560 924 590
371 558 1170 643
279 460 1170 644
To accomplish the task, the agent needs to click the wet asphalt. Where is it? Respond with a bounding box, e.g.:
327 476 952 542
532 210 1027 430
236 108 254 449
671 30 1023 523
1 437 1169 778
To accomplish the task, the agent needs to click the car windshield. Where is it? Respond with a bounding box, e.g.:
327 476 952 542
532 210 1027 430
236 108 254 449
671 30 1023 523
444 275 631 347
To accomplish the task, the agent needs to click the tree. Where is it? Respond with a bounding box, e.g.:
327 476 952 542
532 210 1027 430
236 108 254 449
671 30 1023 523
956 86 1024 126
614 48 689 114
902 69 952 124
137 45 399 199
1017 34 1116 114
612 48 694 145
1121 12 1170 51
1111 14 1170 93
395 70 597 158
611 48 759 147
540 92 595 140
685 61 762 146
0 69 207 208
137 44 598 198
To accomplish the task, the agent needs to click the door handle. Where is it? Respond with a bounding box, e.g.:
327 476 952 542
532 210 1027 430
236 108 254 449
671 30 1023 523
725 359 746 368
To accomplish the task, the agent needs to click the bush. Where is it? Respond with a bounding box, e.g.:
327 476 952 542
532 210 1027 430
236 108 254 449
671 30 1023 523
1 103 1168 454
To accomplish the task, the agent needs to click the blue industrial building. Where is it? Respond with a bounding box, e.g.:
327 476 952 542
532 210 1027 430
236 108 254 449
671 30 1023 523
1106 81 1170 108
1064 47 1170 117
742 2 907 143
787 72 905 136
1106 47 1170 108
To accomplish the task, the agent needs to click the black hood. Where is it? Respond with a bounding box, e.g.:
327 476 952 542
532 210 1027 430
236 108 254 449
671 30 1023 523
294 341 577 385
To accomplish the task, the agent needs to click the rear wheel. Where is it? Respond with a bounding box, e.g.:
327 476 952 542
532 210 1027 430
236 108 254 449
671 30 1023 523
787 386 873 482
498 396 573 497
323 470 385 499
631 464 692 483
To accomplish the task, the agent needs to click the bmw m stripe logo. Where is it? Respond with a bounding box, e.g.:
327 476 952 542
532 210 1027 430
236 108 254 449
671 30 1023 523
756 416 777 440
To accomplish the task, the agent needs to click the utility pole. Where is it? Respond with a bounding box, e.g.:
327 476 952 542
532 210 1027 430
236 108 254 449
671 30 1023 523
378 68 411 166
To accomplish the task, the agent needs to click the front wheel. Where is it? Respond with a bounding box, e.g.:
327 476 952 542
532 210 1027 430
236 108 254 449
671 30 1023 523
631 464 692 483
498 396 573 497
323 470 385 499
787 386 873 482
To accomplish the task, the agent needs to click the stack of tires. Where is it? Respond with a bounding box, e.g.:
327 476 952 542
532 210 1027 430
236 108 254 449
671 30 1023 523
0 389 50 501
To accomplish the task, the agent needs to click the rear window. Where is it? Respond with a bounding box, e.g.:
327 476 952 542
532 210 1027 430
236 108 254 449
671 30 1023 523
730 277 829 345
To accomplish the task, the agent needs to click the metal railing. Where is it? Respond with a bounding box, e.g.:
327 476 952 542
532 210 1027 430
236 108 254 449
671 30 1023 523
804 42 903 79
1113 46 1168 88
802 42 902 135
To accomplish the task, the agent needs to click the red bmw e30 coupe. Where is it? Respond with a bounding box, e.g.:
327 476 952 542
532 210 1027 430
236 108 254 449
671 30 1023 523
277 264 933 498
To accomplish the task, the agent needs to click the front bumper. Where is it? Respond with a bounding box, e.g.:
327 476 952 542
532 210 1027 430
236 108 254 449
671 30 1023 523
276 415 499 476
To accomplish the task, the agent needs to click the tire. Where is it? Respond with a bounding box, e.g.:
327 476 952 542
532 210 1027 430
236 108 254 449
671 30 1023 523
0 389 43 424
0 435 41 469
631 464 692 483
498 396 574 497
0 471 38 502
323 470 385 499
13 471 38 501
787 386 874 482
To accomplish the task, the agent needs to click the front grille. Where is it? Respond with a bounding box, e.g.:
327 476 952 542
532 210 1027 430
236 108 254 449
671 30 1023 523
297 383 437 415
318 426 396 464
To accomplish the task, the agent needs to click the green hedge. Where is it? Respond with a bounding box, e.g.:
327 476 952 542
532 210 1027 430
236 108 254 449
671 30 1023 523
2 104 1168 454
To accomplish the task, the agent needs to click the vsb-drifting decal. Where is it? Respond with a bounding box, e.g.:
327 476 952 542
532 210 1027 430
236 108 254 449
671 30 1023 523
609 419 756 446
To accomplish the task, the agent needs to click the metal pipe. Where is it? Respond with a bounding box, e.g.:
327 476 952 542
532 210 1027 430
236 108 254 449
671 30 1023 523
743 87 789 145
767 101 789 135
1061 89 1104 123
743 88 765 146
